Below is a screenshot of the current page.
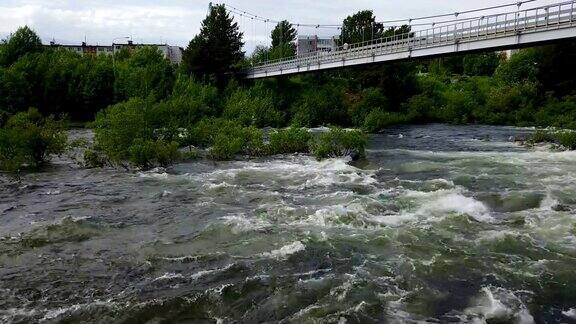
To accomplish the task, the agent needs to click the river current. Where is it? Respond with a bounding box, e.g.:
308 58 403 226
1 124 575 323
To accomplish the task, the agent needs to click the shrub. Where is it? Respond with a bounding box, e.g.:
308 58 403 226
0 108 66 172
128 139 180 168
462 52 503 76
404 94 436 122
480 82 537 125
290 83 349 127
440 88 477 124
114 46 175 101
362 110 408 133
495 48 540 84
208 133 245 160
527 130 557 144
187 118 244 148
526 130 576 150
556 131 576 150
535 96 576 129
268 127 312 155
166 76 220 125
349 88 388 126
208 126 268 160
92 95 197 168
243 127 267 157
83 149 107 168
188 119 266 160
312 128 368 161
92 97 152 163
223 87 284 127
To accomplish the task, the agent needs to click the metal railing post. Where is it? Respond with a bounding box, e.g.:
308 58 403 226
558 4 562 28
570 1 574 26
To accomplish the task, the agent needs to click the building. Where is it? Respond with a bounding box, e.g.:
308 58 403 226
47 40 183 64
296 35 339 56
51 42 114 56
112 41 183 64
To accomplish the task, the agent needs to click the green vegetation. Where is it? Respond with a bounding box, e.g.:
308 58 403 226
249 21 297 64
271 21 297 59
181 4 244 88
312 128 368 161
268 128 312 155
0 26 43 67
527 129 576 150
557 131 576 150
1 6 576 172
0 108 66 173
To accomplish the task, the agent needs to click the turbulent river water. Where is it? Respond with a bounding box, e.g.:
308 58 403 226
1 124 576 323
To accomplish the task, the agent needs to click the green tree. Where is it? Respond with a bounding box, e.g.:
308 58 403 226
0 26 43 67
495 48 540 84
182 4 244 87
340 10 384 44
114 46 175 101
463 52 504 76
272 20 297 47
531 41 576 97
250 45 270 65
271 20 296 58
0 108 66 172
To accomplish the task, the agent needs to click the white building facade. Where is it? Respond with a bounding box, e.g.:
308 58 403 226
48 40 183 64
296 35 339 56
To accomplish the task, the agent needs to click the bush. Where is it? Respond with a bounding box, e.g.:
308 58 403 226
535 96 576 129
290 83 349 127
556 131 576 150
208 126 268 161
495 48 540 84
404 94 436 123
348 88 388 126
166 75 220 125
223 86 284 127
440 88 478 124
114 47 175 101
128 139 180 168
208 133 246 160
91 96 190 168
526 130 576 150
83 149 107 168
479 82 537 125
188 118 267 160
312 128 368 161
187 118 244 148
362 110 408 133
92 97 152 163
527 130 557 144
462 52 503 76
0 108 67 172
268 127 311 155
242 127 268 157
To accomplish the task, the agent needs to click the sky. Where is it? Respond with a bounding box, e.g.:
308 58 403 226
0 0 562 52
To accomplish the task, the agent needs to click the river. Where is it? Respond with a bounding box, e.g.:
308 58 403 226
1 124 575 323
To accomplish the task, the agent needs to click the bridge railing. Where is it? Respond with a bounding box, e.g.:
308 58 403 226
246 0 576 76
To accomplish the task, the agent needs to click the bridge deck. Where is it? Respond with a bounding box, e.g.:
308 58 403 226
245 1 576 79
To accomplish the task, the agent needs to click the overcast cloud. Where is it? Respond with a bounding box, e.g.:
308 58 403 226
0 0 561 52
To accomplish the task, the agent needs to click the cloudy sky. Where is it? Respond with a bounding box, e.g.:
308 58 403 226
0 0 561 52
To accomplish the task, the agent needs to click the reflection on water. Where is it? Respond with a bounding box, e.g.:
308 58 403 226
1 124 575 323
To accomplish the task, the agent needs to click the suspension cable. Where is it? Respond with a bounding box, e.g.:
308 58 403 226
222 0 541 30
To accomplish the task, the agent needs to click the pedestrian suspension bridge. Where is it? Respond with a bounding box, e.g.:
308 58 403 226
225 1 576 79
